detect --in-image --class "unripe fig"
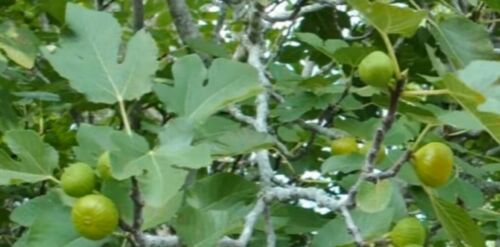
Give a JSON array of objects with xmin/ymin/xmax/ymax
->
[
  {"xmin": 71, "ymin": 194, "xmax": 119, "ymax": 240},
  {"xmin": 358, "ymin": 51, "xmax": 394, "ymax": 87},
  {"xmin": 331, "ymin": 136, "xmax": 358, "ymax": 155},
  {"xmin": 96, "ymin": 152, "xmax": 112, "ymax": 180},
  {"xmin": 61, "ymin": 163, "xmax": 95, "ymax": 197},
  {"xmin": 389, "ymin": 217, "xmax": 426, "ymax": 247},
  {"xmin": 412, "ymin": 142, "xmax": 453, "ymax": 187}
]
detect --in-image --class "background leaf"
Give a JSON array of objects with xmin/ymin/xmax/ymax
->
[{"xmin": 0, "ymin": 21, "xmax": 39, "ymax": 68}]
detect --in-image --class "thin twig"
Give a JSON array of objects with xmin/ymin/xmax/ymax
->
[
  {"xmin": 347, "ymin": 78, "xmax": 406, "ymax": 201},
  {"xmin": 228, "ymin": 106, "xmax": 256, "ymax": 126},
  {"xmin": 340, "ymin": 206, "xmax": 364, "ymax": 246}
]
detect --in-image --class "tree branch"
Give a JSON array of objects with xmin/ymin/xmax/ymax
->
[
  {"xmin": 142, "ymin": 234, "xmax": 180, "ymax": 247},
  {"xmin": 165, "ymin": 0, "xmax": 201, "ymax": 43},
  {"xmin": 219, "ymin": 199, "xmax": 266, "ymax": 247},
  {"xmin": 132, "ymin": 0, "xmax": 145, "ymax": 31},
  {"xmin": 296, "ymin": 120, "xmax": 345, "ymax": 139},
  {"xmin": 227, "ymin": 105, "xmax": 256, "ymax": 126},
  {"xmin": 263, "ymin": 205, "xmax": 276, "ymax": 247},
  {"xmin": 264, "ymin": 1, "xmax": 338, "ymax": 22},
  {"xmin": 263, "ymin": 186, "xmax": 346, "ymax": 211},
  {"xmin": 347, "ymin": 78, "xmax": 406, "ymax": 201}
]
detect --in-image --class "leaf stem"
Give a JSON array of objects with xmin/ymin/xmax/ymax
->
[
  {"xmin": 49, "ymin": 176, "xmax": 60, "ymax": 184},
  {"xmin": 118, "ymin": 98, "xmax": 132, "ymax": 136},
  {"xmin": 379, "ymin": 31, "xmax": 402, "ymax": 80},
  {"xmin": 412, "ymin": 124, "xmax": 434, "ymax": 150},
  {"xmin": 402, "ymin": 89, "xmax": 450, "ymax": 97}
]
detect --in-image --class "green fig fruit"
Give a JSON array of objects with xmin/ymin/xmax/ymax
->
[
  {"xmin": 358, "ymin": 51, "xmax": 394, "ymax": 87},
  {"xmin": 389, "ymin": 217, "xmax": 426, "ymax": 247},
  {"xmin": 71, "ymin": 194, "xmax": 119, "ymax": 240},
  {"xmin": 331, "ymin": 136, "xmax": 359, "ymax": 155},
  {"xmin": 413, "ymin": 142, "xmax": 453, "ymax": 187},
  {"xmin": 61, "ymin": 163, "xmax": 95, "ymax": 197}
]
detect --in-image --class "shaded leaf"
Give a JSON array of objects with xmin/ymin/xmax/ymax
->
[
  {"xmin": 0, "ymin": 21, "xmax": 39, "ymax": 68},
  {"xmin": 0, "ymin": 130, "xmax": 58, "ymax": 185},
  {"xmin": 186, "ymin": 173, "xmax": 258, "ymax": 210},
  {"xmin": 175, "ymin": 205, "xmax": 251, "ymax": 247},
  {"xmin": 430, "ymin": 193, "xmax": 485, "ymax": 247},
  {"xmin": 321, "ymin": 153, "xmax": 365, "ymax": 174},
  {"xmin": 429, "ymin": 17, "xmax": 496, "ymax": 68},
  {"xmin": 312, "ymin": 208, "xmax": 394, "ymax": 246}
]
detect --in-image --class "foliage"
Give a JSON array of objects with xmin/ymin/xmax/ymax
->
[{"xmin": 0, "ymin": 0, "xmax": 499, "ymax": 246}]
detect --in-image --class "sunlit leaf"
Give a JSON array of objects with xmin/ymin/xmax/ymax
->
[{"xmin": 43, "ymin": 3, "xmax": 158, "ymax": 104}]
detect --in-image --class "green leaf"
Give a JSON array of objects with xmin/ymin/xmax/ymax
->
[
  {"xmin": 356, "ymin": 180, "xmax": 393, "ymax": 213},
  {"xmin": 186, "ymin": 173, "xmax": 258, "ymax": 210},
  {"xmin": 186, "ymin": 37, "xmax": 229, "ymax": 58},
  {"xmin": 13, "ymin": 91, "xmax": 61, "ymax": 102},
  {"xmin": 333, "ymin": 45, "xmax": 376, "ymax": 66},
  {"xmin": 268, "ymin": 204, "xmax": 329, "ymax": 234},
  {"xmin": 296, "ymin": 33, "xmax": 348, "ymax": 59},
  {"xmin": 25, "ymin": 208, "xmax": 103, "ymax": 247},
  {"xmin": 296, "ymin": 32, "xmax": 374, "ymax": 66},
  {"xmin": 443, "ymin": 73, "xmax": 500, "ymax": 144},
  {"xmin": 11, "ymin": 191, "xmax": 62, "ymax": 226},
  {"xmin": 43, "ymin": 3, "xmax": 158, "ymax": 104},
  {"xmin": 142, "ymin": 193, "xmax": 183, "ymax": 230},
  {"xmin": 12, "ymin": 191, "xmax": 104, "ymax": 247},
  {"xmin": 429, "ymin": 17, "xmax": 496, "ymax": 68},
  {"xmin": 174, "ymin": 205, "xmax": 251, "ymax": 247},
  {"xmin": 0, "ymin": 21, "xmax": 39, "ymax": 68},
  {"xmin": 205, "ymin": 128, "xmax": 275, "ymax": 156},
  {"xmin": 434, "ymin": 110, "xmax": 483, "ymax": 131},
  {"xmin": 0, "ymin": 53, "xmax": 7, "ymax": 72},
  {"xmin": 483, "ymin": 0, "xmax": 500, "ymax": 10},
  {"xmin": 118, "ymin": 118, "xmax": 211, "ymax": 206},
  {"xmin": 456, "ymin": 60, "xmax": 500, "ymax": 115},
  {"xmin": 321, "ymin": 153, "xmax": 364, "ymax": 174},
  {"xmin": 429, "ymin": 193, "xmax": 486, "ymax": 247},
  {"xmin": 347, "ymin": 0, "xmax": 426, "ymax": 37},
  {"xmin": 0, "ymin": 130, "xmax": 58, "ymax": 185},
  {"xmin": 74, "ymin": 124, "xmax": 149, "ymax": 173},
  {"xmin": 312, "ymin": 208, "xmax": 394, "ymax": 246},
  {"xmin": 40, "ymin": 0, "xmax": 66, "ymax": 23},
  {"xmin": 154, "ymin": 54, "xmax": 262, "ymax": 124},
  {"xmin": 101, "ymin": 179, "xmax": 183, "ymax": 230},
  {"xmin": 0, "ymin": 89, "xmax": 20, "ymax": 131}
]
